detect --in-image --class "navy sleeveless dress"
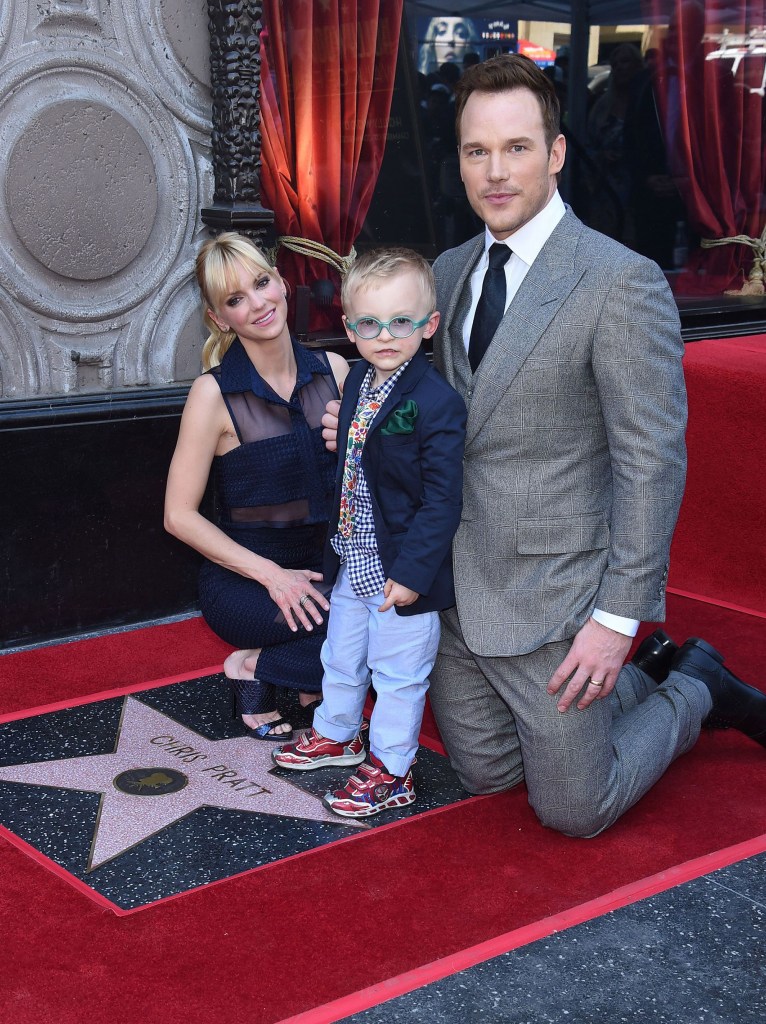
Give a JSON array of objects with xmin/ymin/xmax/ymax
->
[{"xmin": 198, "ymin": 337, "xmax": 339, "ymax": 692}]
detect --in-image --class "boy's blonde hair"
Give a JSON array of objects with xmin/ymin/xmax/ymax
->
[
  {"xmin": 195, "ymin": 232, "xmax": 278, "ymax": 370},
  {"xmin": 341, "ymin": 247, "xmax": 436, "ymax": 313}
]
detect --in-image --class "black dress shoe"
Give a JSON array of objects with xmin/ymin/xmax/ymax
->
[
  {"xmin": 630, "ymin": 629, "xmax": 678, "ymax": 684},
  {"xmin": 672, "ymin": 638, "xmax": 766, "ymax": 747}
]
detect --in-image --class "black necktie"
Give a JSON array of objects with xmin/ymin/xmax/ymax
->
[{"xmin": 468, "ymin": 243, "xmax": 511, "ymax": 373}]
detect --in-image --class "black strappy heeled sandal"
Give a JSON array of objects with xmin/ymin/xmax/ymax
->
[{"xmin": 231, "ymin": 678, "xmax": 293, "ymax": 741}]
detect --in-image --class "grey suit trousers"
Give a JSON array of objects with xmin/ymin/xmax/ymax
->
[{"xmin": 430, "ymin": 606, "xmax": 713, "ymax": 837}]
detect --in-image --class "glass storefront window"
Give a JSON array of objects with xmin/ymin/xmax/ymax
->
[{"xmin": 362, "ymin": 1, "xmax": 766, "ymax": 333}]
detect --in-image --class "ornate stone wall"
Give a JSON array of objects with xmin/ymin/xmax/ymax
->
[{"xmin": 0, "ymin": 0, "xmax": 213, "ymax": 398}]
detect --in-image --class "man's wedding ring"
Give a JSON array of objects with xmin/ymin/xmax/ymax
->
[
  {"xmin": 590, "ymin": 678, "xmax": 604, "ymax": 688},
  {"xmin": 299, "ymin": 594, "xmax": 309, "ymax": 607}
]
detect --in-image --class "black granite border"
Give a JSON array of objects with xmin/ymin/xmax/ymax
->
[{"xmin": 0, "ymin": 675, "xmax": 468, "ymax": 911}]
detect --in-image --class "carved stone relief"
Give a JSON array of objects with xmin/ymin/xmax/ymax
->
[
  {"xmin": 27, "ymin": 0, "xmax": 109, "ymax": 38},
  {"xmin": 0, "ymin": 0, "xmax": 213, "ymax": 399},
  {"xmin": 0, "ymin": 5, "xmax": 13, "ymax": 66},
  {"xmin": 0, "ymin": 293, "xmax": 37, "ymax": 399},
  {"xmin": 121, "ymin": 0, "xmax": 211, "ymax": 131},
  {"xmin": 8, "ymin": 98, "xmax": 158, "ymax": 281}
]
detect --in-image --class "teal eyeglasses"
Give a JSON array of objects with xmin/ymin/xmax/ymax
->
[{"xmin": 344, "ymin": 313, "xmax": 434, "ymax": 340}]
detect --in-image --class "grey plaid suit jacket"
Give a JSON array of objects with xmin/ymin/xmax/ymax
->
[{"xmin": 432, "ymin": 208, "xmax": 688, "ymax": 657}]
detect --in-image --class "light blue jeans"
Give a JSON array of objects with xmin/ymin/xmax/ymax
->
[{"xmin": 313, "ymin": 564, "xmax": 441, "ymax": 777}]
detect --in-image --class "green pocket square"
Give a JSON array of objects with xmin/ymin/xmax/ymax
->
[{"xmin": 381, "ymin": 400, "xmax": 418, "ymax": 436}]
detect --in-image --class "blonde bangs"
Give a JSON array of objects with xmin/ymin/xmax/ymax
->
[
  {"xmin": 194, "ymin": 233, "xmax": 278, "ymax": 371},
  {"xmin": 196, "ymin": 233, "xmax": 274, "ymax": 312},
  {"xmin": 341, "ymin": 247, "xmax": 436, "ymax": 312}
]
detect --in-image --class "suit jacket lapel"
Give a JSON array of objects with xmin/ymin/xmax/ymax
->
[
  {"xmin": 340, "ymin": 350, "xmax": 430, "ymax": 446},
  {"xmin": 438, "ymin": 237, "xmax": 484, "ymax": 396},
  {"xmin": 366, "ymin": 348, "xmax": 430, "ymax": 439},
  {"xmin": 465, "ymin": 210, "xmax": 585, "ymax": 445},
  {"xmin": 338, "ymin": 359, "xmax": 367, "ymax": 440}
]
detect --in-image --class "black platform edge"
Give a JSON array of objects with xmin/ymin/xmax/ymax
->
[
  {"xmin": 0, "ymin": 611, "xmax": 204, "ymax": 655},
  {"xmin": 0, "ymin": 384, "xmax": 192, "ymax": 430},
  {"xmin": 677, "ymin": 300, "xmax": 766, "ymax": 342}
]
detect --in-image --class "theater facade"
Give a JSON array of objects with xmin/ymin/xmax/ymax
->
[{"xmin": 1, "ymin": 0, "xmax": 764, "ymax": 646}]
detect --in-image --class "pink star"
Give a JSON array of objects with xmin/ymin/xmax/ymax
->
[{"xmin": 0, "ymin": 697, "xmax": 365, "ymax": 870}]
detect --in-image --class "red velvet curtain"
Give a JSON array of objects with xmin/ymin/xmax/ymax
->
[
  {"xmin": 260, "ymin": 0, "xmax": 403, "ymax": 329},
  {"xmin": 652, "ymin": 0, "xmax": 766, "ymax": 294}
]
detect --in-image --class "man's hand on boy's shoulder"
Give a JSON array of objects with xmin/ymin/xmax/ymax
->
[
  {"xmin": 378, "ymin": 579, "xmax": 419, "ymax": 612},
  {"xmin": 322, "ymin": 398, "xmax": 341, "ymax": 452}
]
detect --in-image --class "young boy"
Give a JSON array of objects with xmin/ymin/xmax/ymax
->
[{"xmin": 273, "ymin": 248, "xmax": 466, "ymax": 818}]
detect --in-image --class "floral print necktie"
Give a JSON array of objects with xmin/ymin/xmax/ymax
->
[{"xmin": 337, "ymin": 394, "xmax": 381, "ymax": 539}]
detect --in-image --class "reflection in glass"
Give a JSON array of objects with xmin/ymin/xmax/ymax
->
[{"xmin": 418, "ymin": 16, "xmax": 480, "ymax": 74}]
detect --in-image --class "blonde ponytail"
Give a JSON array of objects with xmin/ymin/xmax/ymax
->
[{"xmin": 201, "ymin": 309, "xmax": 236, "ymax": 370}]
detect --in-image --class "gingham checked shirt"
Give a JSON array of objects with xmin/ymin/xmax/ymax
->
[{"xmin": 330, "ymin": 361, "xmax": 411, "ymax": 597}]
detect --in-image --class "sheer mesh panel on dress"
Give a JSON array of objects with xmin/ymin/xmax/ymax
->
[{"xmin": 220, "ymin": 362, "xmax": 337, "ymax": 527}]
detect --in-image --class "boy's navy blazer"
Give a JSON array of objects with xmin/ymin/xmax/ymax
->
[{"xmin": 324, "ymin": 347, "xmax": 466, "ymax": 615}]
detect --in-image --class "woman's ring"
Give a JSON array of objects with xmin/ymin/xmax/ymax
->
[
  {"xmin": 299, "ymin": 595, "xmax": 310, "ymax": 607},
  {"xmin": 590, "ymin": 678, "xmax": 604, "ymax": 688}
]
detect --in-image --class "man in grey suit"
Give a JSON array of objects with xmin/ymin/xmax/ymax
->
[
  {"xmin": 424, "ymin": 54, "xmax": 766, "ymax": 837},
  {"xmin": 323, "ymin": 54, "xmax": 766, "ymax": 837}
]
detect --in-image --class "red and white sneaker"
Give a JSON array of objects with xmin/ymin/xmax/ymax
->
[
  {"xmin": 322, "ymin": 755, "xmax": 416, "ymax": 818},
  {"xmin": 272, "ymin": 727, "xmax": 365, "ymax": 771}
]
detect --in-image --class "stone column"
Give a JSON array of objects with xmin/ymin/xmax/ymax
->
[{"xmin": 202, "ymin": 0, "xmax": 274, "ymax": 239}]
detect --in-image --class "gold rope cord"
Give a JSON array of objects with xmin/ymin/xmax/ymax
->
[
  {"xmin": 268, "ymin": 236, "xmax": 358, "ymax": 276},
  {"xmin": 701, "ymin": 224, "xmax": 766, "ymax": 295}
]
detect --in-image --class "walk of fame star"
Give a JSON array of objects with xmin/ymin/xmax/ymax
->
[{"xmin": 0, "ymin": 696, "xmax": 366, "ymax": 871}]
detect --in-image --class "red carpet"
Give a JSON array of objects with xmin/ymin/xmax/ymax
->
[
  {"xmin": 671, "ymin": 335, "xmax": 766, "ymax": 615},
  {"xmin": 2, "ymin": 599, "xmax": 765, "ymax": 1024},
  {"xmin": 0, "ymin": 617, "xmax": 233, "ymax": 718}
]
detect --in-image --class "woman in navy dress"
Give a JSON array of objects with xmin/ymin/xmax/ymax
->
[{"xmin": 165, "ymin": 233, "xmax": 349, "ymax": 739}]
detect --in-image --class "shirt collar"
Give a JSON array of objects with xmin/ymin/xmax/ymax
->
[
  {"xmin": 483, "ymin": 190, "xmax": 566, "ymax": 268},
  {"xmin": 216, "ymin": 336, "xmax": 331, "ymax": 398},
  {"xmin": 360, "ymin": 358, "xmax": 411, "ymax": 398}
]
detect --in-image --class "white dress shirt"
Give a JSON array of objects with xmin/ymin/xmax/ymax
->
[
  {"xmin": 462, "ymin": 190, "xmax": 566, "ymax": 351},
  {"xmin": 462, "ymin": 190, "xmax": 638, "ymax": 639}
]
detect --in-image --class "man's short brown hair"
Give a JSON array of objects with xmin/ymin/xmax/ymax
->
[{"xmin": 454, "ymin": 54, "xmax": 561, "ymax": 151}]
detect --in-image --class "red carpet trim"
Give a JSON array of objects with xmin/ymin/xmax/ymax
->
[{"xmin": 667, "ymin": 586, "xmax": 766, "ymax": 621}]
